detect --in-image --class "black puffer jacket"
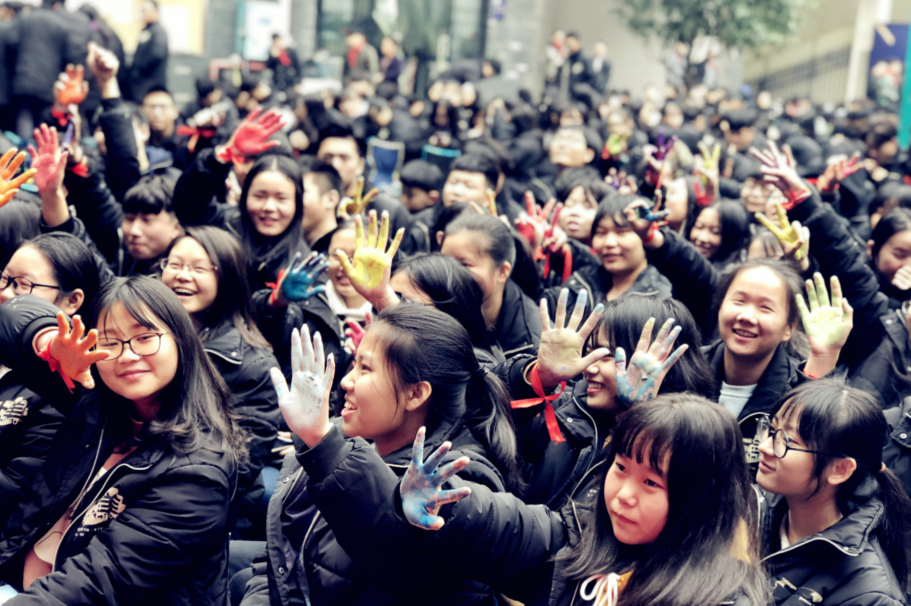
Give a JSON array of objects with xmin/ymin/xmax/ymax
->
[
  {"xmin": 279, "ymin": 424, "xmax": 755, "ymax": 606},
  {"xmin": 200, "ymin": 321, "xmax": 280, "ymax": 535},
  {"xmin": 758, "ymin": 483, "xmax": 906, "ymax": 606},
  {"xmin": 883, "ymin": 396, "xmax": 911, "ymax": 497},
  {"xmin": 0, "ymin": 377, "xmax": 62, "ymax": 529},
  {"xmin": 10, "ymin": 8, "xmax": 87, "ymax": 102},
  {"xmin": 0, "ymin": 295, "xmax": 237, "ymax": 605},
  {"xmin": 240, "ymin": 421, "xmax": 506, "ymax": 606},
  {"xmin": 128, "ymin": 22, "xmax": 168, "ymax": 103},
  {"xmin": 497, "ymin": 279, "xmax": 543, "ymax": 358}
]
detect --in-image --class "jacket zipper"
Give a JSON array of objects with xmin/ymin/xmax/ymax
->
[
  {"xmin": 760, "ymin": 535, "xmax": 860, "ymax": 563},
  {"xmin": 52, "ymin": 459, "xmax": 154, "ymax": 571}
]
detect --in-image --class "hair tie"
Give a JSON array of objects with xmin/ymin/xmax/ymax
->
[{"xmin": 473, "ymin": 366, "xmax": 489, "ymax": 380}]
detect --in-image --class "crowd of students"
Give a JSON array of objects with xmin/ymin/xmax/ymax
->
[{"xmin": 0, "ymin": 26, "xmax": 910, "ymax": 606}]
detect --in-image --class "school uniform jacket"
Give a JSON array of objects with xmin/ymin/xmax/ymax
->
[{"xmin": 0, "ymin": 295, "xmax": 237, "ymax": 605}]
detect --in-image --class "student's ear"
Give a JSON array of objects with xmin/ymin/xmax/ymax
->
[
  {"xmin": 495, "ymin": 173, "xmax": 505, "ymax": 195},
  {"xmin": 167, "ymin": 214, "xmax": 182, "ymax": 240},
  {"xmin": 324, "ymin": 189, "xmax": 341, "ymax": 211},
  {"xmin": 866, "ymin": 239, "xmax": 875, "ymax": 260},
  {"xmin": 826, "ymin": 457, "xmax": 858, "ymax": 487},
  {"xmin": 57, "ymin": 289, "xmax": 85, "ymax": 317},
  {"xmin": 436, "ymin": 231, "xmax": 445, "ymax": 246},
  {"xmin": 403, "ymin": 381, "xmax": 432, "ymax": 412},
  {"xmin": 429, "ymin": 190, "xmax": 440, "ymax": 203},
  {"xmin": 356, "ymin": 157, "xmax": 366, "ymax": 178},
  {"xmin": 781, "ymin": 322, "xmax": 793, "ymax": 343},
  {"xmin": 583, "ymin": 147, "xmax": 596, "ymax": 164},
  {"xmin": 496, "ymin": 261, "xmax": 512, "ymax": 285}
]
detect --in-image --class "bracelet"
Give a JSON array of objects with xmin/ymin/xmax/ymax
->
[{"xmin": 511, "ymin": 362, "xmax": 566, "ymax": 443}]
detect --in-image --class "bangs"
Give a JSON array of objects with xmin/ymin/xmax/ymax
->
[
  {"xmin": 97, "ymin": 284, "xmax": 162, "ymax": 335},
  {"xmin": 615, "ymin": 414, "xmax": 674, "ymax": 479}
]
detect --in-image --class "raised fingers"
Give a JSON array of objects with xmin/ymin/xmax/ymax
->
[
  {"xmin": 567, "ymin": 290, "xmax": 588, "ymax": 332},
  {"xmin": 410, "ymin": 426, "xmax": 427, "ymax": 469},
  {"xmin": 554, "ymin": 289, "xmax": 569, "ymax": 330},
  {"xmin": 539, "ymin": 298, "xmax": 553, "ymax": 332},
  {"xmin": 635, "ymin": 317, "xmax": 656, "ymax": 354},
  {"xmin": 813, "ymin": 272, "xmax": 830, "ymax": 308}
]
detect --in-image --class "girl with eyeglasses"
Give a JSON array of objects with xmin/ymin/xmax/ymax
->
[
  {"xmin": 755, "ymin": 379, "xmax": 911, "ymax": 605},
  {"xmin": 158, "ymin": 225, "xmax": 284, "ymax": 538},
  {"xmin": 0, "ymin": 232, "xmax": 108, "ymax": 530},
  {"xmin": 0, "ymin": 276, "xmax": 246, "ymax": 604}
]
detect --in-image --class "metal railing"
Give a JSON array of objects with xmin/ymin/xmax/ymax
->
[{"xmin": 747, "ymin": 46, "xmax": 851, "ymax": 103}]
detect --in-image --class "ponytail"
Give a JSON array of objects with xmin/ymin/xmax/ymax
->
[
  {"xmin": 466, "ymin": 366, "xmax": 524, "ymax": 492},
  {"xmin": 372, "ymin": 303, "xmax": 523, "ymax": 491},
  {"xmin": 875, "ymin": 465, "xmax": 911, "ymax": 592}
]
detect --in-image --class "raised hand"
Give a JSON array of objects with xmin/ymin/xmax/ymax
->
[
  {"xmin": 615, "ymin": 318, "xmax": 688, "ymax": 407},
  {"xmin": 338, "ymin": 176, "xmax": 378, "ymax": 219},
  {"xmin": 401, "ymin": 427, "xmax": 472, "ymax": 531},
  {"xmin": 754, "ymin": 201, "xmax": 808, "ymax": 264},
  {"xmin": 269, "ymin": 326, "xmax": 335, "ymax": 448},
  {"xmin": 750, "ymin": 141, "xmax": 810, "ymax": 208},
  {"xmin": 655, "ymin": 131, "xmax": 677, "ymax": 161},
  {"xmin": 0, "ymin": 149, "xmax": 37, "ymax": 207},
  {"xmin": 694, "ymin": 141, "xmax": 721, "ymax": 201},
  {"xmin": 336, "ymin": 210, "xmax": 405, "ymax": 300},
  {"xmin": 28, "ymin": 125, "xmax": 68, "ymax": 196},
  {"xmin": 537, "ymin": 289, "xmax": 610, "ymax": 390},
  {"xmin": 272, "ymin": 252, "xmax": 328, "ymax": 305},
  {"xmin": 797, "ymin": 273, "xmax": 853, "ymax": 359},
  {"xmin": 816, "ymin": 152, "xmax": 861, "ymax": 194},
  {"xmin": 221, "ymin": 109, "xmax": 282, "ymax": 161},
  {"xmin": 623, "ymin": 196, "xmax": 667, "ymax": 248},
  {"xmin": 54, "ymin": 64, "xmax": 88, "ymax": 107},
  {"xmin": 46, "ymin": 313, "xmax": 110, "ymax": 390}
]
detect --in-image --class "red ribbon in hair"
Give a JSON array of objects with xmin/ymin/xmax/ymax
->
[{"xmin": 177, "ymin": 125, "xmax": 217, "ymax": 154}]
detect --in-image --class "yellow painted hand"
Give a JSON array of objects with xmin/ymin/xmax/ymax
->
[
  {"xmin": 336, "ymin": 210, "xmax": 404, "ymax": 297},
  {"xmin": 338, "ymin": 176, "xmax": 378, "ymax": 218},
  {"xmin": 755, "ymin": 202, "xmax": 805, "ymax": 262},
  {"xmin": 797, "ymin": 274, "xmax": 852, "ymax": 352}
]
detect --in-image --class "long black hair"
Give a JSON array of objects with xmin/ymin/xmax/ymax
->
[
  {"xmin": 91, "ymin": 276, "xmax": 248, "ymax": 466},
  {"xmin": 691, "ymin": 199, "xmax": 750, "ymax": 268},
  {"xmin": 238, "ymin": 155, "xmax": 307, "ymax": 284},
  {"xmin": 773, "ymin": 379, "xmax": 911, "ymax": 592},
  {"xmin": 561, "ymin": 395, "xmax": 768, "ymax": 606},
  {"xmin": 392, "ymin": 253, "xmax": 498, "ymax": 353},
  {"xmin": 870, "ymin": 207, "xmax": 911, "ymax": 301},
  {"xmin": 0, "ymin": 200, "xmax": 40, "ymax": 270},
  {"xmin": 587, "ymin": 296, "xmax": 715, "ymax": 402},
  {"xmin": 168, "ymin": 226, "xmax": 271, "ymax": 350},
  {"xmin": 26, "ymin": 232, "xmax": 104, "ymax": 316},
  {"xmin": 371, "ymin": 303, "xmax": 522, "ymax": 491}
]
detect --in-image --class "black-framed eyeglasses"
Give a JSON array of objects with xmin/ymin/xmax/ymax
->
[
  {"xmin": 94, "ymin": 332, "xmax": 170, "ymax": 362},
  {"xmin": 756, "ymin": 415, "xmax": 839, "ymax": 459},
  {"xmin": 0, "ymin": 274, "xmax": 61, "ymax": 296}
]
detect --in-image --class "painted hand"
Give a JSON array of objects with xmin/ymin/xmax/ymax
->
[
  {"xmin": 893, "ymin": 265, "xmax": 911, "ymax": 291},
  {"xmin": 336, "ymin": 210, "xmax": 404, "ymax": 299},
  {"xmin": 344, "ymin": 310, "xmax": 372, "ymax": 355},
  {"xmin": 0, "ymin": 149, "xmax": 37, "ymax": 207},
  {"xmin": 49, "ymin": 313, "xmax": 110, "ymax": 390},
  {"xmin": 797, "ymin": 273, "xmax": 853, "ymax": 356},
  {"xmin": 750, "ymin": 141, "xmax": 810, "ymax": 207},
  {"xmin": 615, "ymin": 318, "xmax": 688, "ymax": 407},
  {"xmin": 401, "ymin": 427, "xmax": 472, "ymax": 531},
  {"xmin": 338, "ymin": 176, "xmax": 378, "ymax": 218},
  {"xmin": 755, "ymin": 201, "xmax": 807, "ymax": 262},
  {"xmin": 536, "ymin": 289, "xmax": 609, "ymax": 390},
  {"xmin": 277, "ymin": 252, "xmax": 329, "ymax": 303},
  {"xmin": 623, "ymin": 196, "xmax": 668, "ymax": 242},
  {"xmin": 54, "ymin": 64, "xmax": 88, "ymax": 107},
  {"xmin": 227, "ymin": 109, "xmax": 282, "ymax": 159},
  {"xmin": 269, "ymin": 326, "xmax": 335, "ymax": 447}
]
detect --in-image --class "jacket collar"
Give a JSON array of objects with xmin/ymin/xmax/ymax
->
[
  {"xmin": 575, "ymin": 263, "xmax": 670, "ymax": 302},
  {"xmin": 706, "ymin": 341, "xmax": 797, "ymax": 420},
  {"xmin": 200, "ymin": 322, "xmax": 244, "ymax": 365}
]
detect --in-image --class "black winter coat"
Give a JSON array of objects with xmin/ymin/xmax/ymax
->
[
  {"xmin": 0, "ymin": 295, "xmax": 237, "ymax": 605},
  {"xmin": 129, "ymin": 22, "xmax": 168, "ymax": 103},
  {"xmin": 10, "ymin": 8, "xmax": 88, "ymax": 102},
  {"xmin": 497, "ymin": 279, "xmax": 542, "ymax": 358},
  {"xmin": 274, "ymin": 424, "xmax": 754, "ymax": 606},
  {"xmin": 0, "ymin": 377, "xmax": 62, "ymax": 529},
  {"xmin": 200, "ymin": 321, "xmax": 280, "ymax": 535},
  {"xmin": 883, "ymin": 395, "xmax": 911, "ymax": 498},
  {"xmin": 240, "ymin": 422, "xmax": 506, "ymax": 606},
  {"xmin": 758, "ymin": 484, "xmax": 906, "ymax": 606}
]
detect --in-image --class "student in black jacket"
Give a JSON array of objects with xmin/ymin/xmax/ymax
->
[
  {"xmin": 273, "ymin": 386, "xmax": 769, "ymax": 606},
  {"xmin": 0, "ymin": 276, "xmax": 245, "ymax": 604},
  {"xmin": 440, "ymin": 213, "xmax": 542, "ymax": 357},
  {"xmin": 0, "ymin": 232, "xmax": 106, "ymax": 529},
  {"xmin": 243, "ymin": 304, "xmax": 521, "ymax": 605},
  {"xmin": 756, "ymin": 380, "xmax": 911, "ymax": 605},
  {"xmin": 128, "ymin": 1, "xmax": 168, "ymax": 103},
  {"xmin": 158, "ymin": 226, "xmax": 282, "ymax": 537}
]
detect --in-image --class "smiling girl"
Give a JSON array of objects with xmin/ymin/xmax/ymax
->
[
  {"xmin": 0, "ymin": 276, "xmax": 245, "ymax": 604},
  {"xmin": 241, "ymin": 304, "xmax": 520, "ymax": 605},
  {"xmin": 756, "ymin": 380, "xmax": 911, "ymax": 605},
  {"xmin": 274, "ymin": 377, "xmax": 769, "ymax": 606}
]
